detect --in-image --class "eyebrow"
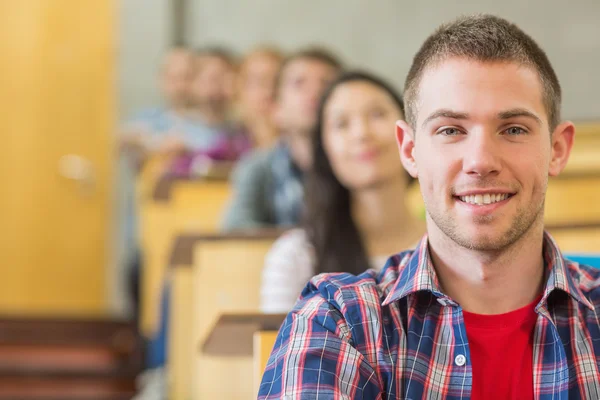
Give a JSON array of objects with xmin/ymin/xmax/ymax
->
[
  {"xmin": 421, "ymin": 107, "xmax": 543, "ymax": 129},
  {"xmin": 421, "ymin": 109, "xmax": 469, "ymax": 129},
  {"xmin": 497, "ymin": 108, "xmax": 542, "ymax": 125}
]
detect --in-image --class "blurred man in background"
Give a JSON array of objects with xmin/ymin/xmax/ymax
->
[
  {"xmin": 221, "ymin": 48, "xmax": 343, "ymax": 231},
  {"xmin": 121, "ymin": 47, "xmax": 195, "ymax": 161},
  {"xmin": 235, "ymin": 47, "xmax": 284, "ymax": 149}
]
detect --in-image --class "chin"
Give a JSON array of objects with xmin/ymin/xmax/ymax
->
[{"xmin": 451, "ymin": 226, "xmax": 521, "ymax": 252}]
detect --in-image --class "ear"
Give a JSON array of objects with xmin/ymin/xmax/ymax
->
[
  {"xmin": 396, "ymin": 120, "xmax": 418, "ymax": 178},
  {"xmin": 548, "ymin": 121, "xmax": 575, "ymax": 177}
]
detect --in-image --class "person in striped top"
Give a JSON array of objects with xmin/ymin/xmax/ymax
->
[{"xmin": 258, "ymin": 14, "xmax": 600, "ymax": 400}]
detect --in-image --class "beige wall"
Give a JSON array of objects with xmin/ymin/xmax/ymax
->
[
  {"xmin": 118, "ymin": 0, "xmax": 172, "ymax": 120},
  {"xmin": 119, "ymin": 0, "xmax": 600, "ymax": 121}
]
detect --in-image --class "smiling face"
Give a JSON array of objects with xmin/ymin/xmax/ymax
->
[
  {"xmin": 190, "ymin": 55, "xmax": 235, "ymax": 110},
  {"xmin": 323, "ymin": 80, "xmax": 404, "ymax": 191},
  {"xmin": 396, "ymin": 57, "xmax": 574, "ymax": 252}
]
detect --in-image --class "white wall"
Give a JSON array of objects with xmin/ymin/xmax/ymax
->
[
  {"xmin": 183, "ymin": 0, "xmax": 600, "ymax": 120},
  {"xmin": 118, "ymin": 0, "xmax": 172, "ymax": 120}
]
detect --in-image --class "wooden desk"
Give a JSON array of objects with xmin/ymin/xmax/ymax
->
[
  {"xmin": 138, "ymin": 175, "xmax": 230, "ymax": 336},
  {"xmin": 167, "ymin": 231, "xmax": 283, "ymax": 400}
]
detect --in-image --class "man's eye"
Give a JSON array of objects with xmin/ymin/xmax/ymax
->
[
  {"xmin": 439, "ymin": 127, "xmax": 461, "ymax": 136},
  {"xmin": 504, "ymin": 126, "xmax": 527, "ymax": 135}
]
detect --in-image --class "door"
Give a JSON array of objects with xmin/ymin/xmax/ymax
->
[{"xmin": 0, "ymin": 2, "xmax": 115, "ymax": 315}]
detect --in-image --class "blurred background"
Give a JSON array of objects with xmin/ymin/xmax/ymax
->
[{"xmin": 0, "ymin": 1, "xmax": 598, "ymax": 399}]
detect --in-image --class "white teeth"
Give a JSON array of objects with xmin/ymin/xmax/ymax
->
[{"xmin": 459, "ymin": 193, "xmax": 509, "ymax": 205}]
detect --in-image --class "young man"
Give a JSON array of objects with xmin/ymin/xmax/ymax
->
[
  {"xmin": 158, "ymin": 47, "xmax": 243, "ymax": 156},
  {"xmin": 221, "ymin": 48, "xmax": 342, "ymax": 230},
  {"xmin": 258, "ymin": 15, "xmax": 600, "ymax": 400},
  {"xmin": 121, "ymin": 47, "xmax": 195, "ymax": 153}
]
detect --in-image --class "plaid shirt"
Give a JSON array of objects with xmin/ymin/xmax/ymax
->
[{"xmin": 258, "ymin": 232, "xmax": 600, "ymax": 399}]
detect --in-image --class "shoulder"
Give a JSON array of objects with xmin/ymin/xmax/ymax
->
[
  {"xmin": 265, "ymin": 229, "xmax": 312, "ymax": 263},
  {"xmin": 295, "ymin": 250, "xmax": 414, "ymax": 330},
  {"xmin": 261, "ymin": 230, "xmax": 315, "ymax": 313},
  {"xmin": 230, "ymin": 148, "xmax": 274, "ymax": 183},
  {"xmin": 264, "ymin": 229, "xmax": 314, "ymax": 274},
  {"xmin": 236, "ymin": 148, "xmax": 273, "ymax": 172},
  {"xmin": 567, "ymin": 259, "xmax": 600, "ymax": 305}
]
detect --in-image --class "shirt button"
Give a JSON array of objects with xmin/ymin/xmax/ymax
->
[{"xmin": 455, "ymin": 354, "xmax": 466, "ymax": 366}]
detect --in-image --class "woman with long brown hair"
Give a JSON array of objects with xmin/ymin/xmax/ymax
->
[{"xmin": 261, "ymin": 71, "xmax": 425, "ymax": 313}]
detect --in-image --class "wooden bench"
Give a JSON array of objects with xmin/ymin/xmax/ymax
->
[
  {"xmin": 137, "ymin": 172, "xmax": 230, "ymax": 337},
  {"xmin": 548, "ymin": 224, "xmax": 600, "ymax": 254},
  {"xmin": 167, "ymin": 231, "xmax": 282, "ymax": 400},
  {"xmin": 253, "ymin": 330, "xmax": 279, "ymax": 395},
  {"xmin": 564, "ymin": 122, "xmax": 600, "ymax": 175}
]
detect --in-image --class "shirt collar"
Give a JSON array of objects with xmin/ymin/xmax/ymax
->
[
  {"xmin": 382, "ymin": 232, "xmax": 593, "ymax": 311},
  {"xmin": 539, "ymin": 231, "xmax": 594, "ymax": 311},
  {"xmin": 382, "ymin": 234, "xmax": 453, "ymax": 307}
]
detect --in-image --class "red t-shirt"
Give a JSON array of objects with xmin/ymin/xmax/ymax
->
[{"xmin": 463, "ymin": 296, "xmax": 541, "ymax": 400}]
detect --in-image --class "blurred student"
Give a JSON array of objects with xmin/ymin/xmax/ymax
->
[
  {"xmin": 120, "ymin": 47, "xmax": 195, "ymax": 165},
  {"xmin": 221, "ymin": 48, "xmax": 342, "ymax": 231},
  {"xmin": 261, "ymin": 71, "xmax": 425, "ymax": 313},
  {"xmin": 165, "ymin": 47, "xmax": 252, "ymax": 178},
  {"xmin": 235, "ymin": 47, "xmax": 284, "ymax": 149}
]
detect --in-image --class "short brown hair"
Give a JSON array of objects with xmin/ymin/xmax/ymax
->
[
  {"xmin": 276, "ymin": 47, "xmax": 343, "ymax": 94},
  {"xmin": 404, "ymin": 14, "xmax": 561, "ymax": 130},
  {"xmin": 195, "ymin": 46, "xmax": 237, "ymax": 68}
]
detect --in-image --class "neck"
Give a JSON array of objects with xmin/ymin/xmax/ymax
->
[
  {"xmin": 351, "ymin": 176, "xmax": 425, "ymax": 258},
  {"xmin": 244, "ymin": 115, "xmax": 278, "ymax": 149},
  {"xmin": 427, "ymin": 216, "xmax": 546, "ymax": 314}
]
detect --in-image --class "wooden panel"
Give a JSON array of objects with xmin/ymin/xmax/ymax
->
[
  {"xmin": 168, "ymin": 267, "xmax": 193, "ymax": 400},
  {"xmin": 138, "ymin": 179, "xmax": 230, "ymax": 336},
  {"xmin": 0, "ymin": 0, "xmax": 114, "ymax": 315},
  {"xmin": 191, "ymin": 238, "xmax": 278, "ymax": 400},
  {"xmin": 253, "ymin": 331, "xmax": 278, "ymax": 396},
  {"xmin": 138, "ymin": 200, "xmax": 171, "ymax": 336},
  {"xmin": 168, "ymin": 232, "xmax": 283, "ymax": 400},
  {"xmin": 548, "ymin": 226, "xmax": 600, "ymax": 254},
  {"xmin": 171, "ymin": 180, "xmax": 231, "ymax": 232},
  {"xmin": 545, "ymin": 176, "xmax": 600, "ymax": 226},
  {"xmin": 564, "ymin": 122, "xmax": 600, "ymax": 175}
]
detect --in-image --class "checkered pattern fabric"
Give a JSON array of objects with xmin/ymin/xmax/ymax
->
[{"xmin": 258, "ymin": 232, "xmax": 600, "ymax": 399}]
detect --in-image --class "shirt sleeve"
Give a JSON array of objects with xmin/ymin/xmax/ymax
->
[
  {"xmin": 258, "ymin": 289, "xmax": 384, "ymax": 399},
  {"xmin": 260, "ymin": 230, "xmax": 315, "ymax": 314},
  {"xmin": 220, "ymin": 151, "xmax": 272, "ymax": 231}
]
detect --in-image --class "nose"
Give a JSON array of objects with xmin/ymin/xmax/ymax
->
[
  {"xmin": 349, "ymin": 116, "xmax": 370, "ymax": 141},
  {"xmin": 463, "ymin": 132, "xmax": 502, "ymax": 177}
]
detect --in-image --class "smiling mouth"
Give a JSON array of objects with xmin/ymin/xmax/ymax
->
[{"xmin": 455, "ymin": 193, "xmax": 515, "ymax": 206}]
